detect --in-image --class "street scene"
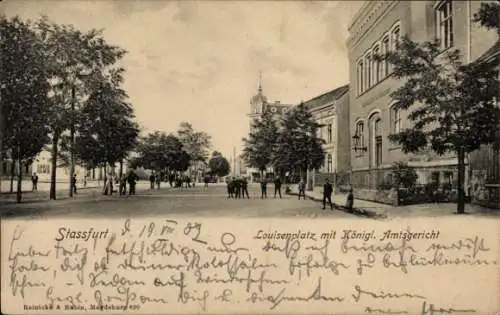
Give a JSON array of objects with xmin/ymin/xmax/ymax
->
[{"xmin": 0, "ymin": 1, "xmax": 499, "ymax": 220}]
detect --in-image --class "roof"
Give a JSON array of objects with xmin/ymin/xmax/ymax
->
[
  {"xmin": 475, "ymin": 39, "xmax": 500, "ymax": 65},
  {"xmin": 302, "ymin": 84, "xmax": 349, "ymax": 110}
]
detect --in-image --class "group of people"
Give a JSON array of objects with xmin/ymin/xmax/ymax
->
[
  {"xmin": 226, "ymin": 177, "xmax": 250, "ymax": 199},
  {"xmin": 149, "ymin": 172, "xmax": 197, "ymax": 189},
  {"xmin": 103, "ymin": 170, "xmax": 139, "ymax": 196}
]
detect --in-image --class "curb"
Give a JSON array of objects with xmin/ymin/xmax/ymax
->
[{"xmin": 287, "ymin": 192, "xmax": 387, "ymax": 219}]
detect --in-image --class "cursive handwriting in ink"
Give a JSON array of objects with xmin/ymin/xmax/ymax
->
[
  {"xmin": 425, "ymin": 237, "xmax": 489, "ymax": 259},
  {"xmin": 46, "ymin": 286, "xmax": 83, "ymax": 307},
  {"xmin": 89, "ymin": 271, "xmax": 146, "ymax": 288},
  {"xmin": 207, "ymin": 232, "xmax": 249, "ymax": 253},
  {"xmin": 214, "ymin": 289, "xmax": 233, "ymax": 302},
  {"xmin": 421, "ymin": 301, "xmax": 476, "ymax": 315},
  {"xmin": 352, "ymin": 285, "xmax": 426, "ymax": 302},
  {"xmin": 55, "ymin": 243, "xmax": 88, "ymax": 285},
  {"xmin": 176, "ymin": 272, "xmax": 210, "ymax": 311},
  {"xmin": 184, "ymin": 222, "xmax": 207, "ymax": 244},
  {"xmin": 365, "ymin": 307, "xmax": 408, "ymax": 314},
  {"xmin": 248, "ymin": 277, "xmax": 344, "ymax": 310}
]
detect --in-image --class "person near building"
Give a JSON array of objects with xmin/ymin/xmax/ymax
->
[
  {"xmin": 149, "ymin": 172, "xmax": 155, "ymax": 189},
  {"xmin": 156, "ymin": 173, "xmax": 161, "ymax": 189},
  {"xmin": 204, "ymin": 175, "xmax": 210, "ymax": 189},
  {"xmin": 127, "ymin": 170, "xmax": 139, "ymax": 195},
  {"xmin": 345, "ymin": 187, "xmax": 354, "ymax": 212},
  {"xmin": 260, "ymin": 177, "xmax": 268, "ymax": 199},
  {"xmin": 274, "ymin": 176, "xmax": 282, "ymax": 199},
  {"xmin": 31, "ymin": 173, "xmax": 38, "ymax": 191},
  {"xmin": 72, "ymin": 174, "xmax": 78, "ymax": 195},
  {"xmin": 242, "ymin": 177, "xmax": 250, "ymax": 199},
  {"xmin": 322, "ymin": 178, "xmax": 334, "ymax": 210},
  {"xmin": 298, "ymin": 179, "xmax": 306, "ymax": 200},
  {"xmin": 119, "ymin": 174, "xmax": 127, "ymax": 196},
  {"xmin": 226, "ymin": 177, "xmax": 233, "ymax": 199}
]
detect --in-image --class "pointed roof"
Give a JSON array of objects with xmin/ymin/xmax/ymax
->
[{"xmin": 302, "ymin": 84, "xmax": 349, "ymax": 110}]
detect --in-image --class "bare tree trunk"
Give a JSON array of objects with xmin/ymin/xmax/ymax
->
[
  {"xmin": 119, "ymin": 160, "xmax": 123, "ymax": 178},
  {"xmin": 16, "ymin": 146, "xmax": 22, "ymax": 203},
  {"xmin": 456, "ymin": 147, "xmax": 466, "ymax": 214},
  {"xmin": 50, "ymin": 134, "xmax": 59, "ymax": 200},
  {"xmin": 68, "ymin": 85, "xmax": 76, "ymax": 197},
  {"xmin": 10, "ymin": 157, "xmax": 15, "ymax": 193}
]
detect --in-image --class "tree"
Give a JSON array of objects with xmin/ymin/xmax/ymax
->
[
  {"xmin": 208, "ymin": 151, "xmax": 230, "ymax": 177},
  {"xmin": 137, "ymin": 131, "xmax": 191, "ymax": 174},
  {"xmin": 35, "ymin": 17, "xmax": 126, "ymax": 199},
  {"xmin": 473, "ymin": 0, "xmax": 500, "ymax": 35},
  {"xmin": 375, "ymin": 35, "xmax": 499, "ymax": 214},
  {"xmin": 177, "ymin": 122, "xmax": 212, "ymax": 163},
  {"xmin": 0, "ymin": 16, "xmax": 52, "ymax": 203},
  {"xmin": 242, "ymin": 110, "xmax": 279, "ymax": 177},
  {"xmin": 75, "ymin": 70, "xmax": 139, "ymax": 177},
  {"xmin": 272, "ymin": 103, "xmax": 325, "ymax": 180}
]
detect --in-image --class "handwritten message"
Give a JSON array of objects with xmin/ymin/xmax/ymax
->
[{"xmin": 2, "ymin": 218, "xmax": 498, "ymax": 314}]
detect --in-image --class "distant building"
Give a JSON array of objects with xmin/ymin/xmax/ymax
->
[
  {"xmin": 302, "ymin": 84, "xmax": 350, "ymax": 189},
  {"xmin": 347, "ymin": 0, "xmax": 498, "ymax": 203},
  {"xmin": 246, "ymin": 75, "xmax": 293, "ymax": 182}
]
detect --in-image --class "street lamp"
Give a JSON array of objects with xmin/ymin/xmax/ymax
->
[{"xmin": 352, "ymin": 134, "xmax": 367, "ymax": 153}]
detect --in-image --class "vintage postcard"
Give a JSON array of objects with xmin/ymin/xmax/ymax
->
[{"xmin": 1, "ymin": 0, "xmax": 499, "ymax": 314}]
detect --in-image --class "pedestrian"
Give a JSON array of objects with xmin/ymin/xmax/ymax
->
[
  {"xmin": 149, "ymin": 173, "xmax": 155, "ymax": 189},
  {"xmin": 274, "ymin": 176, "xmax": 282, "ymax": 199},
  {"xmin": 31, "ymin": 173, "xmax": 38, "ymax": 191},
  {"xmin": 322, "ymin": 178, "xmax": 334, "ymax": 210},
  {"xmin": 233, "ymin": 177, "xmax": 241, "ymax": 199},
  {"xmin": 169, "ymin": 173, "xmax": 174, "ymax": 188},
  {"xmin": 345, "ymin": 187, "xmax": 354, "ymax": 212},
  {"xmin": 156, "ymin": 173, "xmax": 161, "ymax": 189},
  {"xmin": 127, "ymin": 170, "xmax": 139, "ymax": 195},
  {"xmin": 260, "ymin": 178, "xmax": 267, "ymax": 199},
  {"xmin": 83, "ymin": 175, "xmax": 87, "ymax": 189},
  {"xmin": 72, "ymin": 174, "xmax": 78, "ymax": 195},
  {"xmin": 298, "ymin": 179, "xmax": 306, "ymax": 200},
  {"xmin": 119, "ymin": 174, "xmax": 127, "ymax": 196},
  {"xmin": 242, "ymin": 177, "xmax": 250, "ymax": 199},
  {"xmin": 226, "ymin": 177, "xmax": 233, "ymax": 199},
  {"xmin": 204, "ymin": 175, "xmax": 210, "ymax": 189}
]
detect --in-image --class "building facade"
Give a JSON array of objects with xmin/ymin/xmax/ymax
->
[
  {"xmin": 246, "ymin": 79, "xmax": 293, "ymax": 182},
  {"xmin": 302, "ymin": 84, "xmax": 350, "ymax": 189},
  {"xmin": 347, "ymin": 0, "xmax": 498, "ymax": 203}
]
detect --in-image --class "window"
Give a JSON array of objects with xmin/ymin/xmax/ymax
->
[
  {"xmin": 436, "ymin": 0, "xmax": 453, "ymax": 49},
  {"xmin": 365, "ymin": 53, "xmax": 372, "ymax": 89},
  {"xmin": 355, "ymin": 121, "xmax": 365, "ymax": 148},
  {"xmin": 327, "ymin": 154, "xmax": 333, "ymax": 173},
  {"xmin": 357, "ymin": 60, "xmax": 364, "ymax": 95},
  {"xmin": 391, "ymin": 26, "xmax": 400, "ymax": 51},
  {"xmin": 374, "ymin": 118, "xmax": 383, "ymax": 167},
  {"xmin": 382, "ymin": 36, "xmax": 390, "ymax": 77},
  {"xmin": 327, "ymin": 123, "xmax": 332, "ymax": 143},
  {"xmin": 373, "ymin": 45, "xmax": 381, "ymax": 83},
  {"xmin": 390, "ymin": 106, "xmax": 402, "ymax": 134}
]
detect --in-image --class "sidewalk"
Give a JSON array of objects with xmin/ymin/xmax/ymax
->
[{"xmin": 287, "ymin": 184, "xmax": 500, "ymax": 219}]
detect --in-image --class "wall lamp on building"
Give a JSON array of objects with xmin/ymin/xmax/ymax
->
[{"xmin": 352, "ymin": 134, "xmax": 367, "ymax": 152}]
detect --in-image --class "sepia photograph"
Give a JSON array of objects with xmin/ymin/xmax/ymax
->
[{"xmin": 1, "ymin": 0, "xmax": 499, "ymax": 314}]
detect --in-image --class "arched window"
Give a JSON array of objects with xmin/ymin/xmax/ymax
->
[
  {"xmin": 357, "ymin": 60, "xmax": 364, "ymax": 95},
  {"xmin": 381, "ymin": 35, "xmax": 390, "ymax": 77},
  {"xmin": 327, "ymin": 154, "xmax": 333, "ymax": 173},
  {"xmin": 390, "ymin": 105, "xmax": 402, "ymax": 134},
  {"xmin": 355, "ymin": 121, "xmax": 365, "ymax": 148},
  {"xmin": 365, "ymin": 52, "xmax": 372, "ymax": 89},
  {"xmin": 372, "ymin": 117, "xmax": 383, "ymax": 167},
  {"xmin": 391, "ymin": 25, "xmax": 401, "ymax": 51},
  {"xmin": 372, "ymin": 45, "xmax": 381, "ymax": 84}
]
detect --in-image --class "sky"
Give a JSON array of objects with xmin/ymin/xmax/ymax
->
[{"xmin": 2, "ymin": 0, "xmax": 364, "ymax": 159}]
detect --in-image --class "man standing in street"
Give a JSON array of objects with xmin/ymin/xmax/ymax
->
[
  {"xmin": 322, "ymin": 178, "xmax": 333, "ymax": 210},
  {"xmin": 31, "ymin": 173, "xmax": 38, "ymax": 191},
  {"xmin": 242, "ymin": 176, "xmax": 250, "ymax": 199},
  {"xmin": 274, "ymin": 176, "xmax": 282, "ymax": 199},
  {"xmin": 260, "ymin": 177, "xmax": 267, "ymax": 199},
  {"xmin": 71, "ymin": 174, "xmax": 78, "ymax": 195},
  {"xmin": 298, "ymin": 179, "xmax": 306, "ymax": 200},
  {"xmin": 149, "ymin": 172, "xmax": 155, "ymax": 189},
  {"xmin": 127, "ymin": 170, "xmax": 139, "ymax": 195}
]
